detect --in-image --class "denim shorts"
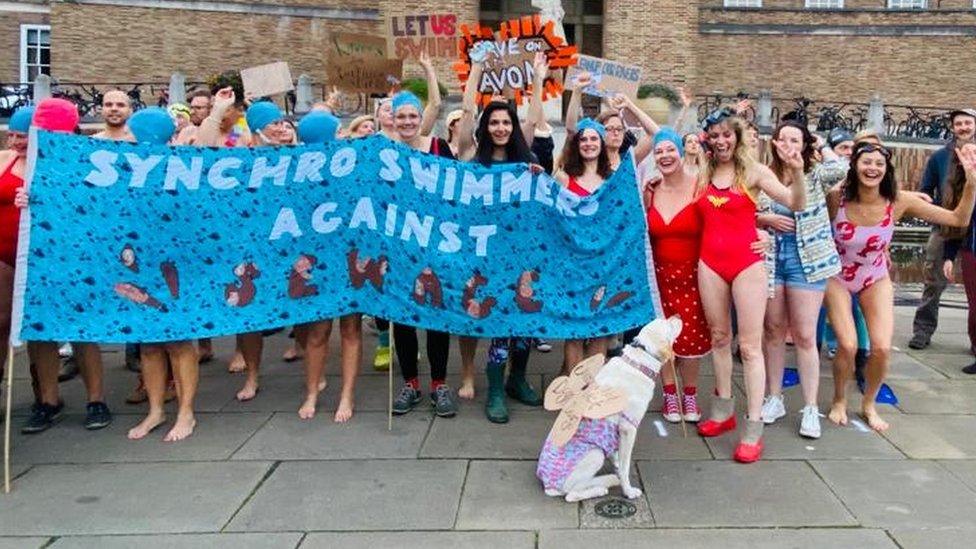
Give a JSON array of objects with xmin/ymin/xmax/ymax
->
[{"xmin": 774, "ymin": 236, "xmax": 827, "ymax": 291}]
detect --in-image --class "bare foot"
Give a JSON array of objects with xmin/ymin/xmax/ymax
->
[
  {"xmin": 228, "ymin": 351, "xmax": 246, "ymax": 373},
  {"xmin": 298, "ymin": 395, "xmax": 317, "ymax": 420},
  {"xmin": 334, "ymin": 396, "xmax": 354, "ymax": 423},
  {"xmin": 283, "ymin": 346, "xmax": 302, "ymax": 362},
  {"xmin": 163, "ymin": 413, "xmax": 196, "ymax": 442},
  {"xmin": 458, "ymin": 378, "xmax": 475, "ymax": 400},
  {"xmin": 862, "ymin": 405, "xmax": 889, "ymax": 432},
  {"xmin": 127, "ymin": 412, "xmax": 166, "ymax": 440},
  {"xmin": 198, "ymin": 351, "xmax": 214, "ymax": 364},
  {"xmin": 236, "ymin": 379, "xmax": 259, "ymax": 402},
  {"xmin": 317, "ymin": 376, "xmax": 328, "ymax": 392},
  {"xmin": 828, "ymin": 400, "xmax": 848, "ymax": 426}
]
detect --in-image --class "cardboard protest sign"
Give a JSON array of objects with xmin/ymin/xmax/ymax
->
[
  {"xmin": 326, "ymin": 33, "xmax": 403, "ymax": 94},
  {"xmin": 454, "ymin": 14, "xmax": 577, "ymax": 106},
  {"xmin": 386, "ymin": 13, "xmax": 458, "ymax": 59},
  {"xmin": 566, "ymin": 55, "xmax": 642, "ymax": 99},
  {"xmin": 240, "ymin": 61, "xmax": 294, "ymax": 99},
  {"xmin": 13, "ymin": 132, "xmax": 658, "ymax": 343}
]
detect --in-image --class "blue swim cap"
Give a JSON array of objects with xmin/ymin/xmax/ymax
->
[
  {"xmin": 245, "ymin": 101, "xmax": 284, "ymax": 133},
  {"xmin": 577, "ymin": 118, "xmax": 606, "ymax": 139},
  {"xmin": 391, "ymin": 91, "xmax": 422, "ymax": 115},
  {"xmin": 8, "ymin": 106, "xmax": 35, "ymax": 133},
  {"xmin": 298, "ymin": 111, "xmax": 340, "ymax": 144},
  {"xmin": 128, "ymin": 107, "xmax": 176, "ymax": 145},
  {"xmin": 652, "ymin": 126, "xmax": 684, "ymax": 157}
]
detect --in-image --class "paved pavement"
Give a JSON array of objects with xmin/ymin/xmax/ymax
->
[{"xmin": 1, "ymin": 287, "xmax": 974, "ymax": 548}]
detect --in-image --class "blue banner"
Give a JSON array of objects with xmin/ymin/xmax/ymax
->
[{"xmin": 12, "ymin": 131, "xmax": 658, "ymax": 343}]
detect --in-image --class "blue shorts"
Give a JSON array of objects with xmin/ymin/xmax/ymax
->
[{"xmin": 774, "ymin": 236, "xmax": 827, "ymax": 292}]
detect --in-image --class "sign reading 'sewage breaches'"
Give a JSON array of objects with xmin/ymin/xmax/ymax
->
[
  {"xmin": 13, "ymin": 132, "xmax": 657, "ymax": 344},
  {"xmin": 386, "ymin": 13, "xmax": 458, "ymax": 59}
]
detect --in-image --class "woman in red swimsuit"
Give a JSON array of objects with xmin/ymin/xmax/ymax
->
[
  {"xmin": 554, "ymin": 118, "xmax": 613, "ymax": 373},
  {"xmin": 0, "ymin": 106, "xmax": 31, "ymax": 380},
  {"xmin": 694, "ymin": 110, "xmax": 807, "ymax": 463}
]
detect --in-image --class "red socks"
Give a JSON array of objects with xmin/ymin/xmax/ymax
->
[{"xmin": 430, "ymin": 379, "xmax": 445, "ymax": 392}]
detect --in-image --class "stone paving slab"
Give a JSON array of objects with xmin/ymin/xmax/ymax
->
[
  {"xmin": 886, "ymin": 352, "xmax": 947, "ymax": 380},
  {"xmin": 811, "ymin": 460, "xmax": 976, "ymax": 528},
  {"xmin": 881, "ymin": 414, "xmax": 976, "ymax": 459},
  {"xmin": 300, "ymin": 531, "xmax": 536, "ymax": 549},
  {"xmin": 0, "ymin": 539, "xmax": 51, "ymax": 549},
  {"xmin": 579, "ymin": 468, "xmax": 654, "ymax": 529},
  {"xmin": 50, "ymin": 533, "xmax": 304, "ymax": 549},
  {"xmin": 219, "ymin": 373, "xmax": 393, "ymax": 414},
  {"xmin": 639, "ymin": 460, "xmax": 855, "ymax": 527},
  {"xmin": 889, "ymin": 379, "xmax": 976, "ymax": 414},
  {"xmin": 938, "ymin": 460, "xmax": 976, "ymax": 492},
  {"xmin": 0, "ymin": 462, "xmax": 272, "ymax": 536},
  {"xmin": 887, "ymin": 528, "xmax": 976, "ymax": 549},
  {"xmin": 904, "ymin": 352, "xmax": 973, "ymax": 379},
  {"xmin": 231, "ymin": 411, "xmax": 430, "ymax": 460},
  {"xmin": 12, "ymin": 413, "xmax": 270, "ymax": 464},
  {"xmin": 227, "ymin": 460, "xmax": 465, "ymax": 531},
  {"xmin": 703, "ymin": 415, "xmax": 904, "ymax": 461},
  {"xmin": 456, "ymin": 460, "xmax": 578, "ymax": 530},
  {"xmin": 538, "ymin": 528, "xmax": 897, "ymax": 549}
]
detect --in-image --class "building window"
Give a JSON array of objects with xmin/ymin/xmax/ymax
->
[
  {"xmin": 20, "ymin": 24, "xmax": 51, "ymax": 83},
  {"xmin": 724, "ymin": 0, "xmax": 762, "ymax": 6},
  {"xmin": 806, "ymin": 0, "xmax": 843, "ymax": 7},
  {"xmin": 887, "ymin": 0, "xmax": 926, "ymax": 8}
]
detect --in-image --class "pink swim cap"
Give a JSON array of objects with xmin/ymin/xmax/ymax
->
[{"xmin": 31, "ymin": 98, "xmax": 80, "ymax": 132}]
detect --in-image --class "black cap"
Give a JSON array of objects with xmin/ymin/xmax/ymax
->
[{"xmin": 827, "ymin": 128, "xmax": 854, "ymax": 148}]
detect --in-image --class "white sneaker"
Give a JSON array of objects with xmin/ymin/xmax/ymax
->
[
  {"xmin": 799, "ymin": 405, "xmax": 822, "ymax": 439},
  {"xmin": 58, "ymin": 343, "xmax": 73, "ymax": 359},
  {"xmin": 535, "ymin": 339, "xmax": 552, "ymax": 353},
  {"xmin": 761, "ymin": 394, "xmax": 786, "ymax": 424}
]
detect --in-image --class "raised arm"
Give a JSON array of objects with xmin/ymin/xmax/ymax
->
[
  {"xmin": 522, "ymin": 52, "xmax": 549, "ymax": 147},
  {"xmin": 753, "ymin": 141, "xmax": 807, "ymax": 211},
  {"xmin": 672, "ymin": 87, "xmax": 695, "ymax": 133},
  {"xmin": 456, "ymin": 58, "xmax": 483, "ymax": 160},
  {"xmin": 418, "ymin": 52, "xmax": 443, "ymax": 137},
  {"xmin": 195, "ymin": 88, "xmax": 234, "ymax": 147},
  {"xmin": 902, "ymin": 146, "xmax": 976, "ymax": 227},
  {"xmin": 565, "ymin": 71, "xmax": 590, "ymax": 135},
  {"xmin": 609, "ymin": 93, "xmax": 660, "ymax": 165}
]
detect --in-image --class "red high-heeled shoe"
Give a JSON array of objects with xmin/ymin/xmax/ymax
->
[
  {"xmin": 697, "ymin": 415, "xmax": 736, "ymax": 437},
  {"xmin": 733, "ymin": 438, "xmax": 764, "ymax": 463}
]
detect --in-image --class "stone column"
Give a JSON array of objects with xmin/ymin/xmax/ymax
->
[{"xmin": 532, "ymin": 0, "xmax": 565, "ymax": 124}]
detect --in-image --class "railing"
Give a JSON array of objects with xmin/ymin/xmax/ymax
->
[{"xmin": 695, "ymin": 92, "xmax": 954, "ymax": 143}]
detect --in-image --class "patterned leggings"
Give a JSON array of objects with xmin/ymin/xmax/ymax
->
[{"xmin": 487, "ymin": 337, "xmax": 532, "ymax": 373}]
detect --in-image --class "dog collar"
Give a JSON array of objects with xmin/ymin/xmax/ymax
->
[{"xmin": 621, "ymin": 351, "xmax": 659, "ymax": 381}]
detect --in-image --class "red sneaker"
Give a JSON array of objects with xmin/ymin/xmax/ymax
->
[
  {"xmin": 662, "ymin": 391, "xmax": 682, "ymax": 423},
  {"xmin": 697, "ymin": 415, "xmax": 736, "ymax": 437},
  {"xmin": 733, "ymin": 438, "xmax": 764, "ymax": 463}
]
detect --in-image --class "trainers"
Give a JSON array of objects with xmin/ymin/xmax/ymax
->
[
  {"xmin": 84, "ymin": 401, "xmax": 113, "ymax": 430},
  {"xmin": 761, "ymin": 394, "xmax": 786, "ymax": 424},
  {"xmin": 373, "ymin": 344, "xmax": 391, "ymax": 371},
  {"xmin": 908, "ymin": 334, "xmax": 930, "ymax": 350},
  {"xmin": 682, "ymin": 392, "xmax": 701, "ymax": 422},
  {"xmin": 57, "ymin": 357, "xmax": 79, "ymax": 382},
  {"xmin": 799, "ymin": 405, "xmax": 821, "ymax": 439},
  {"xmin": 22, "ymin": 401, "xmax": 64, "ymax": 434},
  {"xmin": 431, "ymin": 385, "xmax": 459, "ymax": 418},
  {"xmin": 58, "ymin": 343, "xmax": 73, "ymax": 358},
  {"xmin": 963, "ymin": 362, "xmax": 976, "ymax": 375},
  {"xmin": 662, "ymin": 391, "xmax": 681, "ymax": 423},
  {"xmin": 392, "ymin": 385, "xmax": 422, "ymax": 415},
  {"xmin": 535, "ymin": 339, "xmax": 552, "ymax": 353},
  {"xmin": 826, "ymin": 346, "xmax": 837, "ymax": 359}
]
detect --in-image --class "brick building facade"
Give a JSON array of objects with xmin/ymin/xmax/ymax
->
[{"xmin": 1, "ymin": 0, "xmax": 974, "ymax": 108}]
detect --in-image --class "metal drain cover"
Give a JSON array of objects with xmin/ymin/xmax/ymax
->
[{"xmin": 594, "ymin": 497, "xmax": 637, "ymax": 519}]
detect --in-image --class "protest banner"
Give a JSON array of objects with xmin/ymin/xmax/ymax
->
[
  {"xmin": 565, "ymin": 55, "xmax": 642, "ymax": 100},
  {"xmin": 453, "ymin": 14, "xmax": 577, "ymax": 106},
  {"xmin": 12, "ymin": 132, "xmax": 659, "ymax": 344},
  {"xmin": 326, "ymin": 33, "xmax": 403, "ymax": 93},
  {"xmin": 240, "ymin": 61, "xmax": 294, "ymax": 99},
  {"xmin": 386, "ymin": 13, "xmax": 458, "ymax": 59}
]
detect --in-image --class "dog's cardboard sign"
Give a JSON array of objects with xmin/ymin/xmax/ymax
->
[{"xmin": 544, "ymin": 355, "xmax": 627, "ymax": 447}]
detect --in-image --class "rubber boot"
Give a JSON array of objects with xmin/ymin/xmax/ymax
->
[
  {"xmin": 485, "ymin": 362, "xmax": 509, "ymax": 423},
  {"xmin": 505, "ymin": 343, "xmax": 542, "ymax": 406},
  {"xmin": 733, "ymin": 419, "xmax": 764, "ymax": 463}
]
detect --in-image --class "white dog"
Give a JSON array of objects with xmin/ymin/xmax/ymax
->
[{"xmin": 536, "ymin": 316, "xmax": 682, "ymax": 502}]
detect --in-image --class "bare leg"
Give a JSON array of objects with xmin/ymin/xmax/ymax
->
[
  {"xmin": 584, "ymin": 337, "xmax": 611, "ymax": 360},
  {"xmin": 730, "ymin": 263, "xmax": 769, "ymax": 422},
  {"xmin": 334, "ymin": 314, "xmax": 361, "ymax": 423},
  {"xmin": 27, "ymin": 341, "xmax": 60, "ymax": 406},
  {"xmin": 824, "ymin": 279, "xmax": 856, "ymax": 426},
  {"xmin": 128, "ymin": 344, "xmax": 167, "ymax": 439},
  {"xmin": 74, "ymin": 342, "xmax": 104, "ymax": 403},
  {"xmin": 763, "ymin": 285, "xmax": 789, "ymax": 398},
  {"xmin": 163, "ymin": 341, "xmax": 198, "ymax": 442},
  {"xmin": 227, "ymin": 339, "xmax": 245, "ymax": 373},
  {"xmin": 458, "ymin": 336, "xmax": 478, "ymax": 399},
  {"xmin": 858, "ymin": 278, "xmax": 894, "ymax": 432},
  {"xmin": 677, "ymin": 357, "xmax": 701, "ymax": 388},
  {"xmin": 197, "ymin": 338, "xmax": 213, "ymax": 362},
  {"xmin": 298, "ymin": 320, "xmax": 332, "ymax": 419},
  {"xmin": 562, "ymin": 340, "xmax": 585, "ymax": 376},
  {"xmin": 786, "ymin": 286, "xmax": 825, "ymax": 407},
  {"xmin": 235, "ymin": 332, "xmax": 262, "ymax": 401},
  {"xmin": 698, "ymin": 262, "xmax": 734, "ymax": 400}
]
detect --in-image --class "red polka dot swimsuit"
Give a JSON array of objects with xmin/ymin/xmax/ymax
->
[{"xmin": 647, "ymin": 193, "xmax": 711, "ymax": 358}]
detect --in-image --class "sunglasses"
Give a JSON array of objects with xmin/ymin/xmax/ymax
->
[
  {"xmin": 854, "ymin": 142, "xmax": 891, "ymax": 159},
  {"xmin": 702, "ymin": 108, "xmax": 734, "ymax": 130}
]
